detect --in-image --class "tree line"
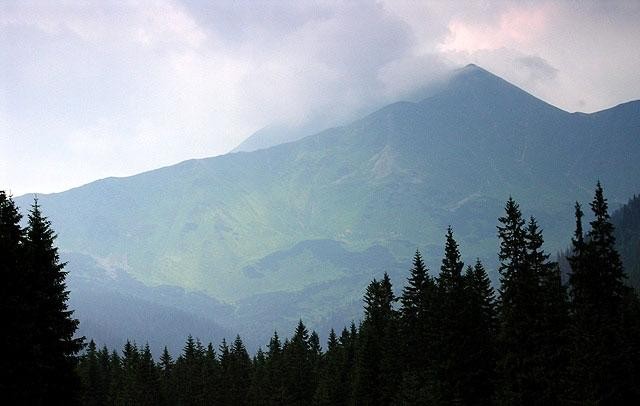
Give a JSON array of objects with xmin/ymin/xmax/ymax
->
[{"xmin": 2, "ymin": 183, "xmax": 639, "ymax": 404}]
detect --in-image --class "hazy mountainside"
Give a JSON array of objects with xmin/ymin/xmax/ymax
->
[
  {"xmin": 15, "ymin": 64, "xmax": 640, "ymax": 342},
  {"xmin": 64, "ymin": 252, "xmax": 234, "ymax": 354},
  {"xmin": 612, "ymin": 194, "xmax": 640, "ymax": 288},
  {"xmin": 64, "ymin": 241, "xmax": 404, "ymax": 351}
]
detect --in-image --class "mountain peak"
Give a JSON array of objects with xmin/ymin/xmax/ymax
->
[
  {"xmin": 462, "ymin": 63, "xmax": 481, "ymax": 71},
  {"xmin": 422, "ymin": 63, "xmax": 563, "ymax": 115},
  {"xmin": 451, "ymin": 63, "xmax": 503, "ymax": 84}
]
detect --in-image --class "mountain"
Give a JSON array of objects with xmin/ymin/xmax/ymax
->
[
  {"xmin": 15, "ymin": 64, "xmax": 640, "ymax": 342},
  {"xmin": 64, "ymin": 241, "xmax": 403, "ymax": 350},
  {"xmin": 64, "ymin": 252, "xmax": 234, "ymax": 354},
  {"xmin": 612, "ymin": 194, "xmax": 640, "ymax": 288}
]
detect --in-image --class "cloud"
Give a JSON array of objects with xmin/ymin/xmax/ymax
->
[
  {"xmin": 1, "ymin": 0, "xmax": 639, "ymax": 195},
  {"xmin": 515, "ymin": 56, "xmax": 558, "ymax": 82},
  {"xmin": 438, "ymin": 3, "xmax": 553, "ymax": 52}
]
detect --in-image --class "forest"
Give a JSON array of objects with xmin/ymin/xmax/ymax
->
[{"xmin": 2, "ymin": 182, "xmax": 639, "ymax": 405}]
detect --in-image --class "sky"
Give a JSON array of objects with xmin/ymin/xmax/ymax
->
[{"xmin": 1, "ymin": 1, "xmax": 639, "ymax": 196}]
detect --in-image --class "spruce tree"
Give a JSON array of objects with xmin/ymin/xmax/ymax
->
[
  {"xmin": 0, "ymin": 191, "xmax": 31, "ymax": 402},
  {"xmin": 340, "ymin": 324, "xmax": 358, "ymax": 404},
  {"xmin": 398, "ymin": 250, "xmax": 435, "ymax": 403},
  {"xmin": 107, "ymin": 350, "xmax": 122, "ymax": 405},
  {"xmin": 24, "ymin": 199, "xmax": 84, "ymax": 403},
  {"xmin": 353, "ymin": 273, "xmax": 400, "ymax": 405},
  {"xmin": 78, "ymin": 340, "xmax": 105, "ymax": 406},
  {"xmin": 219, "ymin": 338, "xmax": 233, "ymax": 405},
  {"xmin": 228, "ymin": 335, "xmax": 252, "ymax": 406},
  {"xmin": 204, "ymin": 342, "xmax": 221, "ymax": 404},
  {"xmin": 175, "ymin": 335, "xmax": 206, "ymax": 405},
  {"xmin": 314, "ymin": 329, "xmax": 346, "ymax": 406},
  {"xmin": 496, "ymin": 197, "xmax": 544, "ymax": 405},
  {"xmin": 568, "ymin": 182, "xmax": 638, "ymax": 403},
  {"xmin": 282, "ymin": 320, "xmax": 314, "ymax": 405},
  {"xmin": 432, "ymin": 227, "xmax": 468, "ymax": 403},
  {"xmin": 158, "ymin": 346, "xmax": 176, "ymax": 405},
  {"xmin": 119, "ymin": 341, "xmax": 140, "ymax": 404},
  {"xmin": 249, "ymin": 347, "xmax": 268, "ymax": 406},
  {"xmin": 525, "ymin": 217, "xmax": 569, "ymax": 403},
  {"xmin": 462, "ymin": 260, "xmax": 497, "ymax": 405},
  {"xmin": 264, "ymin": 331, "xmax": 285, "ymax": 405}
]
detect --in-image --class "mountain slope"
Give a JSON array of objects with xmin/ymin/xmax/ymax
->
[
  {"xmin": 65, "ymin": 253, "xmax": 234, "ymax": 354},
  {"xmin": 16, "ymin": 65, "xmax": 640, "ymax": 305},
  {"xmin": 612, "ymin": 194, "xmax": 640, "ymax": 288}
]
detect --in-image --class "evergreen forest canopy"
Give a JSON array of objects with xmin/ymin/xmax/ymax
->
[{"xmin": 2, "ymin": 183, "xmax": 639, "ymax": 404}]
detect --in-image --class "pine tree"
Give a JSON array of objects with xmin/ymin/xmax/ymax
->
[
  {"xmin": 78, "ymin": 340, "xmax": 105, "ymax": 406},
  {"xmin": 97, "ymin": 345, "xmax": 111, "ymax": 404},
  {"xmin": 0, "ymin": 191, "xmax": 31, "ymax": 402},
  {"xmin": 314, "ymin": 329, "xmax": 346, "ymax": 406},
  {"xmin": 264, "ymin": 331, "xmax": 285, "ymax": 405},
  {"xmin": 525, "ymin": 217, "xmax": 569, "ymax": 403},
  {"xmin": 218, "ymin": 337, "xmax": 234, "ymax": 406},
  {"xmin": 495, "ymin": 197, "xmax": 544, "ymax": 405},
  {"xmin": 174, "ymin": 335, "xmax": 206, "ymax": 405},
  {"xmin": 568, "ymin": 182, "xmax": 639, "ymax": 403},
  {"xmin": 249, "ymin": 347, "xmax": 268, "ymax": 406},
  {"xmin": 462, "ymin": 260, "xmax": 497, "ymax": 405},
  {"xmin": 107, "ymin": 350, "xmax": 122, "ymax": 404},
  {"xmin": 23, "ymin": 199, "xmax": 84, "ymax": 403},
  {"xmin": 353, "ymin": 273, "xmax": 400, "ymax": 405},
  {"xmin": 137, "ymin": 343, "xmax": 160, "ymax": 406},
  {"xmin": 282, "ymin": 320, "xmax": 314, "ymax": 405},
  {"xmin": 432, "ymin": 227, "xmax": 468, "ymax": 403},
  {"xmin": 118, "ymin": 340, "xmax": 140, "ymax": 404},
  {"xmin": 228, "ymin": 335, "xmax": 252, "ymax": 406},
  {"xmin": 158, "ymin": 346, "xmax": 176, "ymax": 405},
  {"xmin": 204, "ymin": 342, "xmax": 221, "ymax": 404},
  {"xmin": 398, "ymin": 250, "xmax": 435, "ymax": 403},
  {"xmin": 334, "ymin": 324, "xmax": 358, "ymax": 405}
]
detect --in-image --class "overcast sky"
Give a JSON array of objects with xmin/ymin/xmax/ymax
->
[{"xmin": 1, "ymin": 0, "xmax": 639, "ymax": 196}]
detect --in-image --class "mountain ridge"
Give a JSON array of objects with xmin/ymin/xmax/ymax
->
[{"xmin": 14, "ymin": 65, "xmax": 640, "ymax": 311}]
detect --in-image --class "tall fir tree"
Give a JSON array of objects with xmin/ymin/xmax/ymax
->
[
  {"xmin": 353, "ymin": 273, "xmax": 400, "ymax": 405},
  {"xmin": 138, "ymin": 343, "xmax": 160, "ymax": 406},
  {"xmin": 398, "ymin": 250, "xmax": 436, "ymax": 403},
  {"xmin": 432, "ymin": 227, "xmax": 467, "ymax": 404},
  {"xmin": 495, "ymin": 197, "xmax": 545, "ymax": 405},
  {"xmin": 77, "ymin": 340, "xmax": 106, "ymax": 406},
  {"xmin": 462, "ymin": 260, "xmax": 497, "ymax": 405},
  {"xmin": 158, "ymin": 346, "xmax": 176, "ymax": 405},
  {"xmin": 264, "ymin": 331, "xmax": 285, "ymax": 405},
  {"xmin": 24, "ymin": 199, "xmax": 84, "ymax": 403},
  {"xmin": 525, "ymin": 217, "xmax": 569, "ymax": 403},
  {"xmin": 282, "ymin": 320, "xmax": 315, "ymax": 406},
  {"xmin": 228, "ymin": 335, "xmax": 252, "ymax": 406},
  {"xmin": 0, "ymin": 191, "xmax": 31, "ymax": 402},
  {"xmin": 204, "ymin": 342, "xmax": 222, "ymax": 404},
  {"xmin": 568, "ymin": 182, "xmax": 639, "ymax": 403},
  {"xmin": 313, "ymin": 329, "xmax": 347, "ymax": 406},
  {"xmin": 249, "ymin": 347, "xmax": 268, "ymax": 406},
  {"xmin": 174, "ymin": 335, "xmax": 205, "ymax": 405}
]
